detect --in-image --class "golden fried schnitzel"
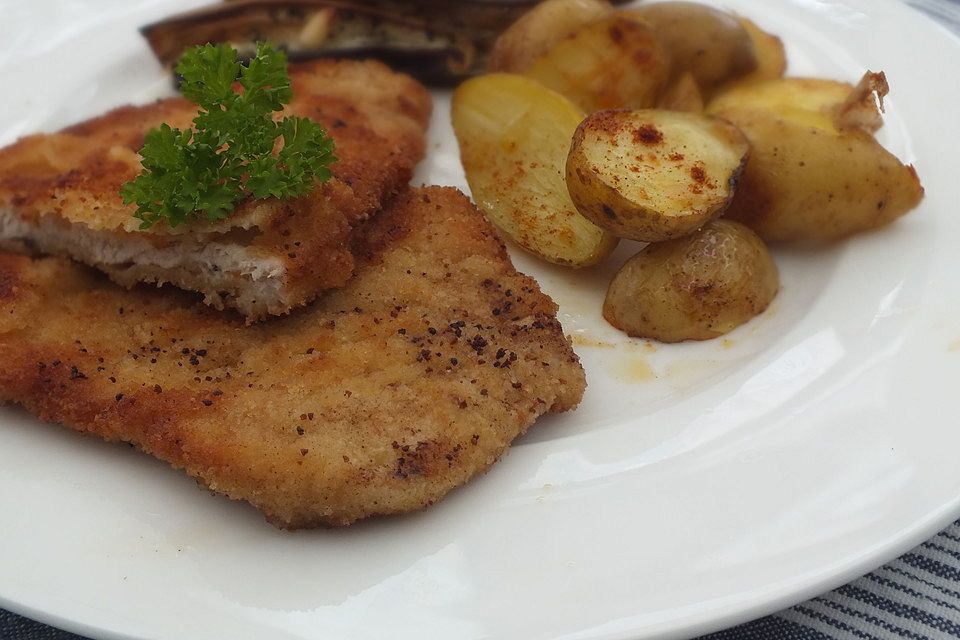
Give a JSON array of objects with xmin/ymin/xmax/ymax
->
[
  {"xmin": 0, "ymin": 187, "xmax": 586, "ymax": 527},
  {"xmin": 0, "ymin": 59, "xmax": 431, "ymax": 321}
]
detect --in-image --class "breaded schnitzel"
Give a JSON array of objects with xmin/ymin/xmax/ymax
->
[
  {"xmin": 0, "ymin": 59, "xmax": 431, "ymax": 321},
  {"xmin": 0, "ymin": 187, "xmax": 586, "ymax": 528}
]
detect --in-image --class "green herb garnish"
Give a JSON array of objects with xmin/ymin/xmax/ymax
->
[{"xmin": 121, "ymin": 42, "xmax": 336, "ymax": 229}]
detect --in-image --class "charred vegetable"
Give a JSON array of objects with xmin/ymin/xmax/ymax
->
[{"xmin": 142, "ymin": 0, "xmax": 625, "ymax": 84}]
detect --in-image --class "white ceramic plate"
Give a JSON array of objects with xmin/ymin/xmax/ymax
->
[{"xmin": 2, "ymin": 1, "xmax": 960, "ymax": 638}]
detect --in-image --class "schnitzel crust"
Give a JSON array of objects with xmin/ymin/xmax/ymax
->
[
  {"xmin": 0, "ymin": 187, "xmax": 585, "ymax": 527},
  {"xmin": 0, "ymin": 59, "xmax": 431, "ymax": 320}
]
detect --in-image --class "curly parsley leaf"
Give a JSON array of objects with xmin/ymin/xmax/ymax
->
[{"xmin": 120, "ymin": 42, "xmax": 336, "ymax": 229}]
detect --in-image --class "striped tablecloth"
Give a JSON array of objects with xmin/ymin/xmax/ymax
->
[
  {"xmin": 2, "ymin": 1, "xmax": 959, "ymax": 639},
  {"xmin": 701, "ymin": 521, "xmax": 960, "ymax": 640}
]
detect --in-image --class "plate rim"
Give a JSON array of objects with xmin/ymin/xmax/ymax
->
[{"xmin": 2, "ymin": 1, "xmax": 960, "ymax": 639}]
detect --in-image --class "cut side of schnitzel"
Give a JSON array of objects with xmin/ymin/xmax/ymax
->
[
  {"xmin": 0, "ymin": 187, "xmax": 586, "ymax": 528},
  {"xmin": 0, "ymin": 59, "xmax": 431, "ymax": 321}
]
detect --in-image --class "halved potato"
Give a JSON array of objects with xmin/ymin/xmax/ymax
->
[
  {"xmin": 604, "ymin": 219, "xmax": 779, "ymax": 342},
  {"xmin": 566, "ymin": 109, "xmax": 749, "ymax": 242},
  {"xmin": 709, "ymin": 72, "xmax": 923, "ymax": 242},
  {"xmin": 708, "ymin": 72, "xmax": 888, "ymax": 133},
  {"xmin": 488, "ymin": 0, "xmax": 613, "ymax": 73},
  {"xmin": 708, "ymin": 77, "xmax": 855, "ymax": 126},
  {"xmin": 523, "ymin": 15, "xmax": 670, "ymax": 113},
  {"xmin": 452, "ymin": 73, "xmax": 618, "ymax": 267},
  {"xmin": 716, "ymin": 109, "xmax": 924, "ymax": 242},
  {"xmin": 657, "ymin": 72, "xmax": 704, "ymax": 113},
  {"xmin": 624, "ymin": 2, "xmax": 757, "ymax": 90}
]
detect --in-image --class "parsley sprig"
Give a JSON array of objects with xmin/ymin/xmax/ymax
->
[{"xmin": 121, "ymin": 42, "xmax": 336, "ymax": 229}]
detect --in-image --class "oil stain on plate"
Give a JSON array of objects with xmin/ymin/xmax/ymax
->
[
  {"xmin": 571, "ymin": 334, "xmax": 615, "ymax": 349},
  {"xmin": 614, "ymin": 357, "xmax": 656, "ymax": 383}
]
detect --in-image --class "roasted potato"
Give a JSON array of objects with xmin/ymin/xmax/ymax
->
[
  {"xmin": 716, "ymin": 111, "xmax": 923, "ymax": 242},
  {"xmin": 566, "ymin": 109, "xmax": 749, "ymax": 242},
  {"xmin": 726, "ymin": 17, "xmax": 786, "ymax": 87},
  {"xmin": 708, "ymin": 72, "xmax": 889, "ymax": 133},
  {"xmin": 624, "ymin": 2, "xmax": 756, "ymax": 90},
  {"xmin": 657, "ymin": 72, "xmax": 704, "ymax": 112},
  {"xmin": 488, "ymin": 0, "xmax": 613, "ymax": 73},
  {"xmin": 708, "ymin": 77, "xmax": 855, "ymax": 125},
  {"xmin": 710, "ymin": 74, "xmax": 923, "ymax": 242},
  {"xmin": 452, "ymin": 73, "xmax": 619, "ymax": 267},
  {"xmin": 524, "ymin": 15, "xmax": 670, "ymax": 113},
  {"xmin": 604, "ymin": 220, "xmax": 779, "ymax": 342}
]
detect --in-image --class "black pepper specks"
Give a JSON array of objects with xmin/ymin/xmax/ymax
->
[
  {"xmin": 448, "ymin": 320, "xmax": 466, "ymax": 337},
  {"xmin": 469, "ymin": 335, "xmax": 488, "ymax": 354}
]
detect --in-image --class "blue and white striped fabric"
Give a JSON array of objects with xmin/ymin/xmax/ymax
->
[
  {"xmin": 1, "ymin": 1, "xmax": 959, "ymax": 639},
  {"xmin": 907, "ymin": 0, "xmax": 960, "ymax": 30},
  {"xmin": 701, "ymin": 521, "xmax": 960, "ymax": 640}
]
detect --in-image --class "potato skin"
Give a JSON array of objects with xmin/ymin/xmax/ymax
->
[
  {"xmin": 488, "ymin": 0, "xmax": 612, "ymax": 73},
  {"xmin": 707, "ymin": 16, "xmax": 786, "ymax": 97},
  {"xmin": 718, "ymin": 109, "xmax": 925, "ymax": 242},
  {"xmin": 737, "ymin": 17, "xmax": 786, "ymax": 83},
  {"xmin": 566, "ymin": 109, "xmax": 750, "ymax": 242},
  {"xmin": 604, "ymin": 220, "xmax": 779, "ymax": 342},
  {"xmin": 625, "ymin": 2, "xmax": 757, "ymax": 90}
]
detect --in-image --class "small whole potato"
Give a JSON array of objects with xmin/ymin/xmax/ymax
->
[
  {"xmin": 625, "ymin": 2, "xmax": 757, "ymax": 90},
  {"xmin": 604, "ymin": 220, "xmax": 779, "ymax": 342},
  {"xmin": 566, "ymin": 109, "xmax": 750, "ymax": 242}
]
